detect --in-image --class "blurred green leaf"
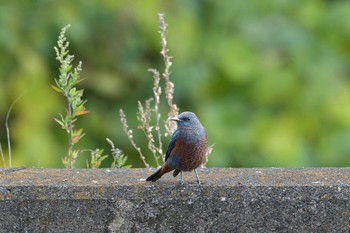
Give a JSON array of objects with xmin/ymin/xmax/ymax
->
[{"xmin": 1, "ymin": 1, "xmax": 350, "ymax": 168}]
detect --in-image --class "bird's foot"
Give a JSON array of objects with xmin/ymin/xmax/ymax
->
[
  {"xmin": 194, "ymin": 169, "xmax": 201, "ymax": 185},
  {"xmin": 179, "ymin": 171, "xmax": 185, "ymax": 185}
]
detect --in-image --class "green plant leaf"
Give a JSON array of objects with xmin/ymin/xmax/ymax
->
[
  {"xmin": 51, "ymin": 85, "xmax": 63, "ymax": 93},
  {"xmin": 98, "ymin": 155, "xmax": 109, "ymax": 162},
  {"xmin": 54, "ymin": 118, "xmax": 64, "ymax": 126},
  {"xmin": 65, "ymin": 64, "xmax": 72, "ymax": 72},
  {"xmin": 75, "ymin": 109, "xmax": 90, "ymax": 117}
]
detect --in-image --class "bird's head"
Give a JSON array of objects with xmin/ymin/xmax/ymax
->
[{"xmin": 170, "ymin": 111, "xmax": 203, "ymax": 129}]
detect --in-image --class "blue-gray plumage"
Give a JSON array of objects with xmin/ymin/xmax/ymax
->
[{"xmin": 146, "ymin": 111, "xmax": 208, "ymax": 184}]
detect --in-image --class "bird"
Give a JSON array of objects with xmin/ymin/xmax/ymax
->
[{"xmin": 146, "ymin": 111, "xmax": 208, "ymax": 185}]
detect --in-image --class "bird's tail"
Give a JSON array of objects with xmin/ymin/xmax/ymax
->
[{"xmin": 146, "ymin": 168, "xmax": 163, "ymax": 182}]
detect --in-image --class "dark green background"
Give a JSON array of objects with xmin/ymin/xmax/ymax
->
[{"xmin": 1, "ymin": 1, "xmax": 350, "ymax": 168}]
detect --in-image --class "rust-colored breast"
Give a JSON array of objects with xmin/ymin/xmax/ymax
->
[{"xmin": 170, "ymin": 134, "xmax": 207, "ymax": 171}]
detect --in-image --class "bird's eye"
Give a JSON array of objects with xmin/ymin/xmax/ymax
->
[{"xmin": 183, "ymin": 117, "xmax": 190, "ymax": 122}]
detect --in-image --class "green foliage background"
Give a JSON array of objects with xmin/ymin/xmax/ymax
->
[{"xmin": 1, "ymin": 1, "xmax": 350, "ymax": 168}]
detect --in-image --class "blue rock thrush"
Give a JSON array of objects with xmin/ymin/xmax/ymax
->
[{"xmin": 146, "ymin": 111, "xmax": 208, "ymax": 184}]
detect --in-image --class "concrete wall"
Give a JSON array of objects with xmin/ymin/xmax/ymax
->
[{"xmin": 0, "ymin": 168, "xmax": 349, "ymax": 232}]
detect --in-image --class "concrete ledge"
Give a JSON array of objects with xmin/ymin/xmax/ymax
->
[{"xmin": 0, "ymin": 168, "xmax": 349, "ymax": 232}]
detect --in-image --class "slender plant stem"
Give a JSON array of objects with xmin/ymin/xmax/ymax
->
[
  {"xmin": 119, "ymin": 13, "xmax": 178, "ymax": 168},
  {"xmin": 158, "ymin": 13, "xmax": 179, "ymax": 136},
  {"xmin": 65, "ymin": 93, "xmax": 74, "ymax": 167},
  {"xmin": 149, "ymin": 68, "xmax": 164, "ymax": 163},
  {"xmin": 5, "ymin": 92, "xmax": 27, "ymax": 168},
  {"xmin": 137, "ymin": 100, "xmax": 160, "ymax": 167},
  {"xmin": 120, "ymin": 109, "xmax": 150, "ymax": 168},
  {"xmin": 54, "ymin": 25, "xmax": 88, "ymax": 168},
  {"xmin": 0, "ymin": 139, "xmax": 5, "ymax": 168}
]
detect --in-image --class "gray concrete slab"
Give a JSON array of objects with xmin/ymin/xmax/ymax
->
[{"xmin": 0, "ymin": 168, "xmax": 349, "ymax": 232}]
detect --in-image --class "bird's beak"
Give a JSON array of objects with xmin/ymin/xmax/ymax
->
[{"xmin": 170, "ymin": 116, "xmax": 181, "ymax": 122}]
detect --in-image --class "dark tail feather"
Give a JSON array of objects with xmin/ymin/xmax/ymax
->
[
  {"xmin": 173, "ymin": 169, "xmax": 181, "ymax": 177},
  {"xmin": 146, "ymin": 168, "xmax": 163, "ymax": 182}
]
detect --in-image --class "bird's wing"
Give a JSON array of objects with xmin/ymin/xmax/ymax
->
[{"xmin": 165, "ymin": 129, "xmax": 178, "ymax": 161}]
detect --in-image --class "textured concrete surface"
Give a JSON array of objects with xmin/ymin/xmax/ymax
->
[{"xmin": 0, "ymin": 167, "xmax": 349, "ymax": 232}]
